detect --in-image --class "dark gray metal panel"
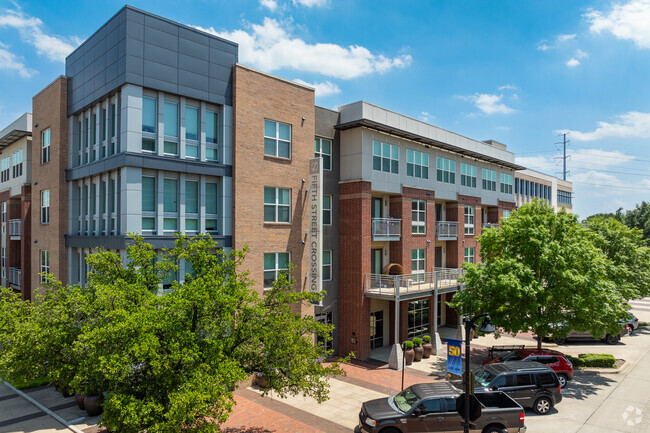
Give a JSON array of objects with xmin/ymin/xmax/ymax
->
[
  {"xmin": 179, "ymin": 70, "xmax": 208, "ymax": 91},
  {"xmin": 144, "ymin": 44, "xmax": 178, "ymax": 69},
  {"xmin": 179, "ymin": 37, "xmax": 209, "ymax": 61},
  {"xmin": 140, "ymin": 235, "xmax": 232, "ymax": 249},
  {"xmin": 143, "ymin": 60, "xmax": 178, "ymax": 85},
  {"xmin": 179, "ymin": 53, "xmax": 209, "ymax": 76},
  {"xmin": 65, "ymin": 235, "xmax": 127, "ymax": 250},
  {"xmin": 144, "ymin": 26, "xmax": 179, "ymax": 51}
]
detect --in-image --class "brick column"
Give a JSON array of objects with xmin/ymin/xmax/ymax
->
[{"xmin": 20, "ymin": 185, "xmax": 31, "ymax": 301}]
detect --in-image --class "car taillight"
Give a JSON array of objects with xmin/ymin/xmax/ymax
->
[
  {"xmin": 559, "ymin": 385, "xmax": 562, "ymax": 394},
  {"xmin": 519, "ymin": 412, "xmax": 525, "ymax": 423}
]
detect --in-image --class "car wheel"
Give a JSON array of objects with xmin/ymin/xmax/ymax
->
[
  {"xmin": 533, "ymin": 396, "xmax": 553, "ymax": 415},
  {"xmin": 558, "ymin": 374, "xmax": 568, "ymax": 388},
  {"xmin": 482, "ymin": 425, "xmax": 507, "ymax": 433},
  {"xmin": 605, "ymin": 334, "xmax": 619, "ymax": 345},
  {"xmin": 553, "ymin": 337, "xmax": 566, "ymax": 345}
]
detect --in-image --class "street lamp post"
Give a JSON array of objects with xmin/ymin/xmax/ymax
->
[{"xmin": 463, "ymin": 313, "xmax": 495, "ymax": 433}]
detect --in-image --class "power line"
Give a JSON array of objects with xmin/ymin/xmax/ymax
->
[{"xmin": 570, "ymin": 181, "xmax": 650, "ymax": 191}]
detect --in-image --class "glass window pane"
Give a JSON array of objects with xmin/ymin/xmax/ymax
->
[
  {"xmin": 322, "ymin": 139, "xmax": 331, "ymax": 154},
  {"xmin": 142, "ymin": 97, "xmax": 156, "ymax": 133},
  {"xmin": 278, "ymin": 188, "xmax": 290, "ymax": 204},
  {"xmin": 186, "ymin": 144, "xmax": 198, "ymax": 158},
  {"xmin": 278, "ymin": 206, "xmax": 290, "ymax": 222},
  {"xmin": 185, "ymin": 219, "xmax": 198, "ymax": 231},
  {"xmin": 324, "ymin": 155, "xmax": 331, "ymax": 170},
  {"xmin": 185, "ymin": 106, "xmax": 198, "ymax": 141},
  {"xmin": 206, "ymin": 147, "xmax": 218, "ymax": 161},
  {"xmin": 407, "ymin": 149, "xmax": 413, "ymax": 163},
  {"xmin": 278, "ymin": 123, "xmax": 290, "ymax": 141},
  {"xmin": 264, "ymin": 187, "xmax": 275, "ymax": 204},
  {"xmin": 264, "ymin": 205, "xmax": 275, "ymax": 222},
  {"xmin": 206, "ymin": 111, "xmax": 218, "ymax": 143},
  {"xmin": 323, "ymin": 195, "xmax": 331, "ymax": 209},
  {"xmin": 163, "ymin": 218, "xmax": 177, "ymax": 230},
  {"xmin": 142, "ymin": 177, "xmax": 155, "ymax": 212},
  {"xmin": 164, "ymin": 179, "xmax": 178, "ymax": 213},
  {"xmin": 323, "ymin": 251, "xmax": 331, "ymax": 265},
  {"xmin": 186, "ymin": 181, "xmax": 198, "ymax": 213},
  {"xmin": 164, "ymin": 102, "xmax": 178, "ymax": 137},
  {"xmin": 264, "ymin": 120, "xmax": 276, "ymax": 138},
  {"xmin": 206, "ymin": 183, "xmax": 218, "ymax": 214},
  {"xmin": 142, "ymin": 138, "xmax": 155, "ymax": 152},
  {"xmin": 373, "ymin": 141, "xmax": 381, "ymax": 156},
  {"xmin": 373, "ymin": 156, "xmax": 381, "ymax": 171},
  {"xmin": 314, "ymin": 138, "xmax": 320, "ymax": 152},
  {"xmin": 205, "ymin": 219, "xmax": 218, "ymax": 231},
  {"xmin": 278, "ymin": 253, "xmax": 289, "ymax": 268},
  {"xmin": 264, "ymin": 253, "xmax": 275, "ymax": 270},
  {"xmin": 382, "ymin": 142, "xmax": 390, "ymax": 157},
  {"xmin": 164, "ymin": 141, "xmax": 178, "ymax": 155},
  {"xmin": 264, "ymin": 138, "xmax": 276, "ymax": 156},
  {"xmin": 142, "ymin": 217, "xmax": 155, "ymax": 230},
  {"xmin": 278, "ymin": 140, "xmax": 290, "ymax": 158}
]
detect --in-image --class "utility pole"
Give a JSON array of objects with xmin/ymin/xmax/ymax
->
[{"xmin": 554, "ymin": 133, "xmax": 570, "ymax": 180}]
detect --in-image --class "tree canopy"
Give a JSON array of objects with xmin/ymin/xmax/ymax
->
[
  {"xmin": 586, "ymin": 201, "xmax": 650, "ymax": 243},
  {"xmin": 450, "ymin": 199, "xmax": 648, "ymax": 348},
  {"xmin": 0, "ymin": 235, "xmax": 346, "ymax": 433}
]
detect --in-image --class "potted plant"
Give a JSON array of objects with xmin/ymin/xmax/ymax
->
[
  {"xmin": 83, "ymin": 385, "xmax": 104, "ymax": 417},
  {"xmin": 403, "ymin": 340, "xmax": 415, "ymax": 365},
  {"xmin": 254, "ymin": 371, "xmax": 269, "ymax": 388},
  {"xmin": 422, "ymin": 335, "xmax": 433, "ymax": 358},
  {"xmin": 74, "ymin": 393, "xmax": 85, "ymax": 410},
  {"xmin": 412, "ymin": 337, "xmax": 423, "ymax": 362}
]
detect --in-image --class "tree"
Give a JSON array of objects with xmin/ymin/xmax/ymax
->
[
  {"xmin": 0, "ymin": 235, "xmax": 346, "ymax": 432},
  {"xmin": 623, "ymin": 201, "xmax": 650, "ymax": 242},
  {"xmin": 449, "ymin": 199, "xmax": 630, "ymax": 349}
]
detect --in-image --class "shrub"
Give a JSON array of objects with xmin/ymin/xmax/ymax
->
[
  {"xmin": 412, "ymin": 337, "xmax": 422, "ymax": 347},
  {"xmin": 567, "ymin": 353, "xmax": 616, "ymax": 368},
  {"xmin": 422, "ymin": 335, "xmax": 432, "ymax": 344},
  {"xmin": 403, "ymin": 340, "xmax": 414, "ymax": 350}
]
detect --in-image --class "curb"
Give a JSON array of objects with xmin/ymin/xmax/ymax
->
[{"xmin": 575, "ymin": 359, "xmax": 629, "ymax": 375}]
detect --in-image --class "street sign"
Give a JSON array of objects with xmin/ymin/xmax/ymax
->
[
  {"xmin": 447, "ymin": 338, "xmax": 462, "ymax": 378},
  {"xmin": 456, "ymin": 393, "xmax": 482, "ymax": 421}
]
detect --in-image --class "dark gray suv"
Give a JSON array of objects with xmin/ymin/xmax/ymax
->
[{"xmin": 473, "ymin": 361, "xmax": 562, "ymax": 415}]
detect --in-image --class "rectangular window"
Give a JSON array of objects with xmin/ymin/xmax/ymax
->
[
  {"xmin": 460, "ymin": 163, "xmax": 477, "ymax": 187},
  {"xmin": 411, "ymin": 248, "xmax": 425, "ymax": 277},
  {"xmin": 185, "ymin": 181, "xmax": 198, "ymax": 214},
  {"xmin": 142, "ymin": 138, "xmax": 155, "ymax": 152},
  {"xmin": 264, "ymin": 186, "xmax": 290, "ymax": 223},
  {"xmin": 406, "ymin": 149, "xmax": 429, "ymax": 179},
  {"xmin": 142, "ymin": 97, "xmax": 157, "ymax": 133},
  {"xmin": 206, "ymin": 182, "xmax": 218, "ymax": 215},
  {"xmin": 412, "ymin": 200, "xmax": 426, "ymax": 234},
  {"xmin": 41, "ymin": 190, "xmax": 50, "ymax": 224},
  {"xmin": 164, "ymin": 179, "xmax": 178, "ymax": 213},
  {"xmin": 323, "ymin": 250, "xmax": 332, "ymax": 281},
  {"xmin": 42, "ymin": 129, "xmax": 51, "ymax": 163},
  {"xmin": 372, "ymin": 141, "xmax": 399, "ymax": 174},
  {"xmin": 314, "ymin": 137, "xmax": 332, "ymax": 170},
  {"xmin": 407, "ymin": 299, "xmax": 429, "ymax": 337},
  {"xmin": 110, "ymin": 102, "xmax": 116, "ymax": 138},
  {"xmin": 558, "ymin": 190, "xmax": 572, "ymax": 204},
  {"xmin": 264, "ymin": 120, "xmax": 291, "ymax": 159},
  {"xmin": 315, "ymin": 311, "xmax": 333, "ymax": 351},
  {"xmin": 323, "ymin": 194, "xmax": 332, "ymax": 226},
  {"xmin": 482, "ymin": 168, "xmax": 497, "ymax": 191},
  {"xmin": 500, "ymin": 173, "xmax": 513, "ymax": 194},
  {"xmin": 464, "ymin": 205, "xmax": 475, "ymax": 235},
  {"xmin": 185, "ymin": 106, "xmax": 199, "ymax": 141},
  {"xmin": 464, "ymin": 247, "xmax": 475, "ymax": 264},
  {"xmin": 1, "ymin": 247, "xmax": 5, "ymax": 280},
  {"xmin": 142, "ymin": 177, "xmax": 156, "ymax": 212},
  {"xmin": 164, "ymin": 102, "xmax": 178, "ymax": 137},
  {"xmin": 12, "ymin": 150, "xmax": 23, "ymax": 178},
  {"xmin": 436, "ymin": 157, "xmax": 456, "ymax": 184},
  {"xmin": 263, "ymin": 252, "xmax": 290, "ymax": 288},
  {"xmin": 102, "ymin": 107, "xmax": 107, "ymax": 141},
  {"xmin": 206, "ymin": 110, "xmax": 218, "ymax": 144},
  {"xmin": 40, "ymin": 250, "xmax": 50, "ymax": 283},
  {"xmin": 164, "ymin": 141, "xmax": 178, "ymax": 155},
  {"xmin": 503, "ymin": 209, "xmax": 511, "ymax": 219}
]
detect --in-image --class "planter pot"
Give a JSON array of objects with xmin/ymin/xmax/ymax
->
[
  {"xmin": 84, "ymin": 395, "xmax": 103, "ymax": 417},
  {"xmin": 422, "ymin": 342, "xmax": 433, "ymax": 358},
  {"xmin": 255, "ymin": 374, "xmax": 269, "ymax": 388},
  {"xmin": 404, "ymin": 348, "xmax": 415, "ymax": 365},
  {"xmin": 413, "ymin": 346, "xmax": 424, "ymax": 362},
  {"xmin": 56, "ymin": 383, "xmax": 74, "ymax": 398},
  {"xmin": 74, "ymin": 393, "xmax": 85, "ymax": 410}
]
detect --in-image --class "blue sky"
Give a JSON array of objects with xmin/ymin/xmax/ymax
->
[{"xmin": 1, "ymin": 0, "xmax": 650, "ymax": 218}]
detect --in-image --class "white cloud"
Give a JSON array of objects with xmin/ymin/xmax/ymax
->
[
  {"xmin": 566, "ymin": 58, "xmax": 580, "ymax": 67},
  {"xmin": 570, "ymin": 148, "xmax": 636, "ymax": 166},
  {"xmin": 557, "ymin": 112, "xmax": 650, "ymax": 141},
  {"xmin": 557, "ymin": 33, "xmax": 577, "ymax": 42},
  {"xmin": 0, "ymin": 42, "xmax": 35, "ymax": 77},
  {"xmin": 586, "ymin": 0, "xmax": 650, "ymax": 49},
  {"xmin": 195, "ymin": 18, "xmax": 412, "ymax": 79},
  {"xmin": 0, "ymin": 7, "xmax": 80, "ymax": 63},
  {"xmin": 419, "ymin": 111, "xmax": 435, "ymax": 123},
  {"xmin": 537, "ymin": 33, "xmax": 577, "ymax": 51},
  {"xmin": 292, "ymin": 78, "xmax": 340, "ymax": 97},
  {"xmin": 293, "ymin": 0, "xmax": 328, "ymax": 7},
  {"xmin": 537, "ymin": 41, "xmax": 550, "ymax": 51},
  {"xmin": 498, "ymin": 84, "xmax": 518, "ymax": 90},
  {"xmin": 260, "ymin": 0, "xmax": 279, "ymax": 11},
  {"xmin": 461, "ymin": 93, "xmax": 514, "ymax": 115},
  {"xmin": 575, "ymin": 49, "xmax": 589, "ymax": 58}
]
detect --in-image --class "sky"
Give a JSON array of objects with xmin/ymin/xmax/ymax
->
[{"xmin": 1, "ymin": 0, "xmax": 650, "ymax": 218}]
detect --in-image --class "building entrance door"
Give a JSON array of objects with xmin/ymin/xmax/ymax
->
[
  {"xmin": 435, "ymin": 203, "xmax": 443, "ymax": 221},
  {"xmin": 371, "ymin": 249, "xmax": 383, "ymax": 275},
  {"xmin": 371, "ymin": 197, "xmax": 382, "ymax": 219},
  {"xmin": 435, "ymin": 247, "xmax": 442, "ymax": 268},
  {"xmin": 370, "ymin": 310, "xmax": 384, "ymax": 349}
]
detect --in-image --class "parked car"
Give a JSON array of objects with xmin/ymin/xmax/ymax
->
[
  {"xmin": 625, "ymin": 313, "xmax": 639, "ymax": 332},
  {"xmin": 355, "ymin": 381, "xmax": 527, "ymax": 433},
  {"xmin": 473, "ymin": 361, "xmax": 562, "ymax": 415},
  {"xmin": 550, "ymin": 325, "xmax": 629, "ymax": 345},
  {"xmin": 482, "ymin": 349, "xmax": 574, "ymax": 388}
]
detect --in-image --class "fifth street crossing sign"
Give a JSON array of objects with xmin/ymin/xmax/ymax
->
[
  {"xmin": 447, "ymin": 338, "xmax": 462, "ymax": 379},
  {"xmin": 308, "ymin": 157, "xmax": 323, "ymax": 305}
]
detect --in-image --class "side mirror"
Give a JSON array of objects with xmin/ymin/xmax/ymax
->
[
  {"xmin": 491, "ymin": 386, "xmax": 499, "ymax": 391},
  {"xmin": 413, "ymin": 408, "xmax": 422, "ymax": 417}
]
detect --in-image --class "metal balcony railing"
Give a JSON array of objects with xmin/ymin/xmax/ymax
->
[
  {"xmin": 372, "ymin": 218, "xmax": 401, "ymax": 241},
  {"xmin": 482, "ymin": 222, "xmax": 499, "ymax": 230},
  {"xmin": 435, "ymin": 221, "xmax": 458, "ymax": 240},
  {"xmin": 9, "ymin": 267, "xmax": 21, "ymax": 288},
  {"xmin": 364, "ymin": 267, "xmax": 465, "ymax": 299},
  {"xmin": 9, "ymin": 219, "xmax": 21, "ymax": 239}
]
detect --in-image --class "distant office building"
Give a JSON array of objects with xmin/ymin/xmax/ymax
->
[{"xmin": 515, "ymin": 169, "xmax": 573, "ymax": 213}]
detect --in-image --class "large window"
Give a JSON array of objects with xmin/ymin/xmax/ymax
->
[
  {"xmin": 323, "ymin": 194, "xmax": 332, "ymax": 226},
  {"xmin": 264, "ymin": 187, "xmax": 290, "ymax": 223},
  {"xmin": 323, "ymin": 250, "xmax": 332, "ymax": 281},
  {"xmin": 503, "ymin": 209, "xmax": 511, "ymax": 219},
  {"xmin": 436, "ymin": 157, "xmax": 455, "ymax": 184},
  {"xmin": 1, "ymin": 247, "xmax": 5, "ymax": 280},
  {"xmin": 263, "ymin": 252, "xmax": 289, "ymax": 288},
  {"xmin": 163, "ymin": 178, "xmax": 178, "ymax": 231},
  {"xmin": 42, "ymin": 129, "xmax": 51, "ymax": 163},
  {"xmin": 407, "ymin": 149, "xmax": 429, "ymax": 179},
  {"xmin": 206, "ymin": 110, "xmax": 219, "ymax": 161},
  {"xmin": 40, "ymin": 250, "xmax": 50, "ymax": 283},
  {"xmin": 41, "ymin": 190, "xmax": 50, "ymax": 224},
  {"xmin": 314, "ymin": 138, "xmax": 332, "ymax": 170},
  {"xmin": 163, "ymin": 102, "xmax": 179, "ymax": 156},
  {"xmin": 142, "ymin": 97, "xmax": 157, "ymax": 152},
  {"xmin": 185, "ymin": 106, "xmax": 199, "ymax": 158},
  {"xmin": 205, "ymin": 182, "xmax": 219, "ymax": 233},
  {"xmin": 185, "ymin": 180, "xmax": 199, "ymax": 232},
  {"xmin": 264, "ymin": 120, "xmax": 291, "ymax": 159},
  {"xmin": 1, "ymin": 157, "xmax": 9, "ymax": 182},
  {"xmin": 482, "ymin": 168, "xmax": 496, "ymax": 191},
  {"xmin": 500, "ymin": 173, "xmax": 513, "ymax": 194},
  {"xmin": 411, "ymin": 249, "xmax": 425, "ymax": 282},
  {"xmin": 461, "ymin": 163, "xmax": 476, "ymax": 187},
  {"xmin": 373, "ymin": 140, "xmax": 399, "ymax": 174},
  {"xmin": 12, "ymin": 150, "xmax": 23, "ymax": 178},
  {"xmin": 408, "ymin": 299, "xmax": 429, "ymax": 338},
  {"xmin": 464, "ymin": 206, "xmax": 475, "ymax": 235},
  {"xmin": 142, "ymin": 176, "xmax": 156, "ymax": 231},
  {"xmin": 464, "ymin": 247, "xmax": 475, "ymax": 264},
  {"xmin": 412, "ymin": 200, "xmax": 426, "ymax": 234},
  {"xmin": 315, "ymin": 312, "xmax": 333, "ymax": 351},
  {"xmin": 558, "ymin": 190, "xmax": 572, "ymax": 204}
]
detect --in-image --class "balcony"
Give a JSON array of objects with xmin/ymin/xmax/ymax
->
[
  {"xmin": 9, "ymin": 267, "xmax": 20, "ymax": 289},
  {"xmin": 9, "ymin": 219, "xmax": 21, "ymax": 240},
  {"xmin": 364, "ymin": 267, "xmax": 465, "ymax": 300},
  {"xmin": 436, "ymin": 221, "xmax": 458, "ymax": 240},
  {"xmin": 482, "ymin": 222, "xmax": 499, "ymax": 230},
  {"xmin": 372, "ymin": 218, "xmax": 401, "ymax": 241}
]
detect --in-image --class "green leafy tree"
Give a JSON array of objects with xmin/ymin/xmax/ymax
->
[
  {"xmin": 623, "ymin": 201, "xmax": 650, "ymax": 242},
  {"xmin": 450, "ymin": 199, "xmax": 629, "ymax": 349}
]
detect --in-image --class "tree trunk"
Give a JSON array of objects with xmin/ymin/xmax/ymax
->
[{"xmin": 536, "ymin": 334, "xmax": 542, "ymax": 350}]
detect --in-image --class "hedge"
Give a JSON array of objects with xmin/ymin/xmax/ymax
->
[{"xmin": 567, "ymin": 353, "xmax": 616, "ymax": 368}]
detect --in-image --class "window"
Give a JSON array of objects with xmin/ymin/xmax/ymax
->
[
  {"xmin": 110, "ymin": 102, "xmax": 116, "ymax": 139},
  {"xmin": 500, "ymin": 173, "xmax": 513, "ymax": 194},
  {"xmin": 412, "ymin": 200, "xmax": 426, "ymax": 234},
  {"xmin": 436, "ymin": 157, "xmax": 455, "ymax": 184},
  {"xmin": 1, "ymin": 157, "xmax": 9, "ymax": 182},
  {"xmin": 464, "ymin": 206, "xmax": 475, "ymax": 235},
  {"xmin": 407, "ymin": 149, "xmax": 429, "ymax": 179},
  {"xmin": 1, "ymin": 247, "xmax": 5, "ymax": 280},
  {"xmin": 314, "ymin": 138, "xmax": 332, "ymax": 170},
  {"xmin": 142, "ymin": 97, "xmax": 157, "ymax": 133},
  {"xmin": 12, "ymin": 150, "xmax": 23, "ymax": 178},
  {"xmin": 482, "ymin": 168, "xmax": 496, "ymax": 191},
  {"xmin": 264, "ymin": 119, "xmax": 291, "ymax": 159},
  {"xmin": 558, "ymin": 190, "xmax": 572, "ymax": 204},
  {"xmin": 411, "ymin": 249, "xmax": 425, "ymax": 280},
  {"xmin": 323, "ymin": 250, "xmax": 332, "ymax": 281},
  {"xmin": 407, "ymin": 299, "xmax": 429, "ymax": 337},
  {"xmin": 263, "ymin": 252, "xmax": 289, "ymax": 288},
  {"xmin": 323, "ymin": 194, "xmax": 332, "ymax": 226},
  {"xmin": 163, "ymin": 179, "xmax": 178, "ymax": 231},
  {"xmin": 516, "ymin": 374, "xmax": 534, "ymax": 386},
  {"xmin": 142, "ymin": 176, "xmax": 156, "ymax": 231},
  {"xmin": 185, "ymin": 106, "xmax": 199, "ymax": 141},
  {"xmin": 503, "ymin": 209, "xmax": 511, "ymax": 219},
  {"xmin": 41, "ymin": 190, "xmax": 50, "ymax": 224},
  {"xmin": 315, "ymin": 311, "xmax": 333, "ymax": 351},
  {"xmin": 464, "ymin": 247, "xmax": 475, "ymax": 264},
  {"xmin": 461, "ymin": 163, "xmax": 476, "ymax": 187},
  {"xmin": 40, "ymin": 250, "xmax": 50, "ymax": 283},
  {"xmin": 185, "ymin": 180, "xmax": 199, "ymax": 232},
  {"xmin": 264, "ymin": 187, "xmax": 290, "ymax": 223},
  {"xmin": 42, "ymin": 129, "xmax": 51, "ymax": 163},
  {"xmin": 206, "ymin": 110, "xmax": 218, "ymax": 144},
  {"xmin": 370, "ymin": 310, "xmax": 384, "ymax": 349},
  {"xmin": 373, "ymin": 141, "xmax": 399, "ymax": 174},
  {"xmin": 205, "ymin": 182, "xmax": 219, "ymax": 233},
  {"xmin": 419, "ymin": 399, "xmax": 442, "ymax": 414}
]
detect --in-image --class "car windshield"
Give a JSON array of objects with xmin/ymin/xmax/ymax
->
[
  {"xmin": 394, "ymin": 387, "xmax": 420, "ymax": 413},
  {"xmin": 501, "ymin": 352, "xmax": 524, "ymax": 361},
  {"xmin": 473, "ymin": 367, "xmax": 495, "ymax": 388}
]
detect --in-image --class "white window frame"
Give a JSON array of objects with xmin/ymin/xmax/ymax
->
[
  {"xmin": 500, "ymin": 173, "xmax": 513, "ymax": 194},
  {"xmin": 264, "ymin": 187, "xmax": 291, "ymax": 223},
  {"xmin": 314, "ymin": 137, "xmax": 332, "ymax": 171},
  {"xmin": 412, "ymin": 200, "xmax": 426, "ymax": 234},
  {"xmin": 482, "ymin": 168, "xmax": 497, "ymax": 191},
  {"xmin": 372, "ymin": 140, "xmax": 399, "ymax": 174},
  {"xmin": 464, "ymin": 205, "xmax": 475, "ymax": 235},
  {"xmin": 323, "ymin": 250, "xmax": 332, "ymax": 281},
  {"xmin": 436, "ymin": 157, "xmax": 455, "ymax": 184},
  {"xmin": 460, "ymin": 163, "xmax": 476, "ymax": 187},
  {"xmin": 406, "ymin": 149, "xmax": 429, "ymax": 179},
  {"xmin": 464, "ymin": 247, "xmax": 475, "ymax": 264},
  {"xmin": 323, "ymin": 194, "xmax": 332, "ymax": 226},
  {"xmin": 411, "ymin": 248, "xmax": 425, "ymax": 281},
  {"xmin": 41, "ymin": 189, "xmax": 50, "ymax": 224},
  {"xmin": 42, "ymin": 128, "xmax": 51, "ymax": 164},
  {"xmin": 264, "ymin": 119, "xmax": 291, "ymax": 159},
  {"xmin": 503, "ymin": 209, "xmax": 511, "ymax": 219},
  {"xmin": 40, "ymin": 250, "xmax": 50, "ymax": 283},
  {"xmin": 263, "ymin": 252, "xmax": 290, "ymax": 288}
]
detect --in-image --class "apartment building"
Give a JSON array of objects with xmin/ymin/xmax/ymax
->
[{"xmin": 515, "ymin": 168, "xmax": 573, "ymax": 213}]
